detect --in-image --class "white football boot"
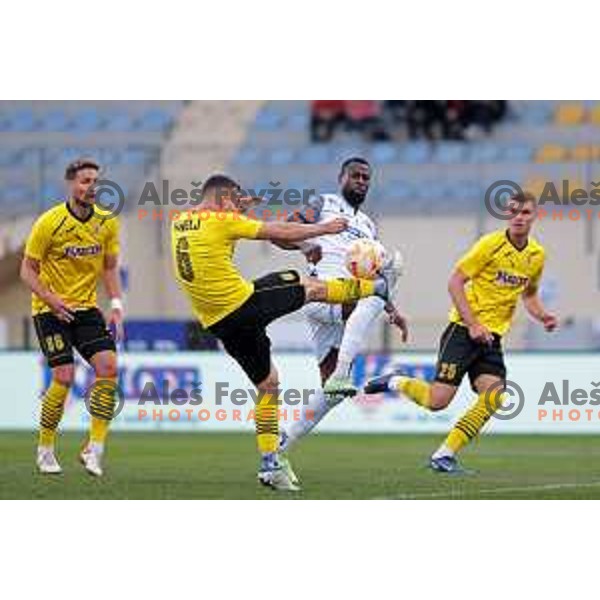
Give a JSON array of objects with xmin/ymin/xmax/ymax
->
[
  {"xmin": 79, "ymin": 444, "xmax": 104, "ymax": 477},
  {"xmin": 36, "ymin": 447, "xmax": 62, "ymax": 475}
]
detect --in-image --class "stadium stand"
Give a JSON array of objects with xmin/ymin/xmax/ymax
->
[
  {"xmin": 0, "ymin": 101, "xmax": 182, "ymax": 218},
  {"xmin": 227, "ymin": 100, "xmax": 600, "ymax": 351},
  {"xmin": 0, "ymin": 101, "xmax": 186, "ymax": 348},
  {"xmin": 2, "ymin": 100, "xmax": 600, "ymax": 352}
]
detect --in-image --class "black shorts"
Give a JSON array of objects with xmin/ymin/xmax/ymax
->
[
  {"xmin": 208, "ymin": 270, "xmax": 306, "ymax": 384},
  {"xmin": 33, "ymin": 308, "xmax": 116, "ymax": 368},
  {"xmin": 434, "ymin": 323, "xmax": 506, "ymax": 391}
]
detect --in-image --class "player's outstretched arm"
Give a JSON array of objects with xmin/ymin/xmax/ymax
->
[
  {"xmin": 271, "ymin": 239, "xmax": 323, "ymax": 263},
  {"xmin": 256, "ymin": 217, "xmax": 347, "ymax": 243},
  {"xmin": 20, "ymin": 256, "xmax": 74, "ymax": 322},
  {"xmin": 522, "ymin": 286, "xmax": 558, "ymax": 332}
]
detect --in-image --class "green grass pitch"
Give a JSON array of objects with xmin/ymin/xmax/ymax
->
[{"xmin": 2, "ymin": 432, "xmax": 600, "ymax": 499}]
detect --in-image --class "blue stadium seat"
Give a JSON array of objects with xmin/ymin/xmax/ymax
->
[
  {"xmin": 298, "ymin": 145, "xmax": 331, "ymax": 165},
  {"xmin": 433, "ymin": 142, "xmax": 466, "ymax": 164},
  {"xmin": 267, "ymin": 148, "xmax": 296, "ymax": 166},
  {"xmin": 137, "ymin": 110, "xmax": 172, "ymax": 131},
  {"xmin": 0, "ymin": 149, "xmax": 24, "ymax": 167},
  {"xmin": 7, "ymin": 110, "xmax": 37, "ymax": 132},
  {"xmin": 104, "ymin": 113, "xmax": 135, "ymax": 132},
  {"xmin": 41, "ymin": 110, "xmax": 70, "ymax": 131},
  {"xmin": 122, "ymin": 148, "xmax": 149, "ymax": 166},
  {"xmin": 254, "ymin": 109, "xmax": 283, "ymax": 131},
  {"xmin": 6, "ymin": 184, "xmax": 34, "ymax": 202},
  {"xmin": 468, "ymin": 142, "xmax": 500, "ymax": 164},
  {"xmin": 11, "ymin": 149, "xmax": 37, "ymax": 167},
  {"xmin": 41, "ymin": 149, "xmax": 65, "ymax": 167},
  {"xmin": 371, "ymin": 143, "xmax": 399, "ymax": 164},
  {"xmin": 512, "ymin": 101, "xmax": 553, "ymax": 125},
  {"xmin": 503, "ymin": 143, "xmax": 533, "ymax": 162},
  {"xmin": 447, "ymin": 180, "xmax": 482, "ymax": 201},
  {"xmin": 59, "ymin": 147, "xmax": 84, "ymax": 164},
  {"xmin": 73, "ymin": 110, "xmax": 101, "ymax": 132},
  {"xmin": 41, "ymin": 182, "xmax": 64, "ymax": 199},
  {"xmin": 385, "ymin": 181, "xmax": 413, "ymax": 200},
  {"xmin": 234, "ymin": 147, "xmax": 261, "ymax": 167},
  {"xmin": 420, "ymin": 180, "xmax": 449, "ymax": 200},
  {"xmin": 285, "ymin": 113, "xmax": 309, "ymax": 132},
  {"xmin": 399, "ymin": 142, "xmax": 431, "ymax": 164},
  {"xmin": 95, "ymin": 148, "xmax": 121, "ymax": 165}
]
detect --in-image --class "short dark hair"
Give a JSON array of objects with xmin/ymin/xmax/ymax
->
[
  {"xmin": 64, "ymin": 158, "xmax": 100, "ymax": 181},
  {"xmin": 510, "ymin": 190, "xmax": 537, "ymax": 207},
  {"xmin": 339, "ymin": 157, "xmax": 371, "ymax": 177},
  {"xmin": 201, "ymin": 174, "xmax": 240, "ymax": 197}
]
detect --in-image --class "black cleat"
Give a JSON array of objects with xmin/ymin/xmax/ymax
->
[{"xmin": 364, "ymin": 371, "xmax": 403, "ymax": 395}]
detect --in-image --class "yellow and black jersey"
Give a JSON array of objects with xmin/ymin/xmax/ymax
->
[
  {"xmin": 171, "ymin": 210, "xmax": 263, "ymax": 328},
  {"xmin": 24, "ymin": 201, "xmax": 120, "ymax": 316},
  {"xmin": 448, "ymin": 229, "xmax": 545, "ymax": 336}
]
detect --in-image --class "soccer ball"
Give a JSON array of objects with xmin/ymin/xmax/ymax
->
[{"xmin": 345, "ymin": 239, "xmax": 387, "ymax": 279}]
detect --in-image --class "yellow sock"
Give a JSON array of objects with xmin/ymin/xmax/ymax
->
[
  {"xmin": 39, "ymin": 380, "xmax": 70, "ymax": 448},
  {"xmin": 89, "ymin": 378, "xmax": 118, "ymax": 445},
  {"xmin": 325, "ymin": 278, "xmax": 375, "ymax": 303},
  {"xmin": 394, "ymin": 377, "xmax": 432, "ymax": 409},
  {"xmin": 445, "ymin": 389, "xmax": 504, "ymax": 454},
  {"xmin": 256, "ymin": 391, "xmax": 279, "ymax": 454}
]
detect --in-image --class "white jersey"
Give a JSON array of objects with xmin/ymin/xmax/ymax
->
[{"xmin": 301, "ymin": 193, "xmax": 377, "ymax": 279}]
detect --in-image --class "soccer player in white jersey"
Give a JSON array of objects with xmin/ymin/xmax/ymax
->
[{"xmin": 275, "ymin": 158, "xmax": 407, "ymax": 468}]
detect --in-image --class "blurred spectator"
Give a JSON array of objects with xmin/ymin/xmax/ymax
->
[
  {"xmin": 406, "ymin": 101, "xmax": 449, "ymax": 140},
  {"xmin": 384, "ymin": 100, "xmax": 408, "ymax": 127},
  {"xmin": 445, "ymin": 100, "xmax": 467, "ymax": 139},
  {"xmin": 310, "ymin": 100, "xmax": 345, "ymax": 143},
  {"xmin": 344, "ymin": 100, "xmax": 390, "ymax": 141},
  {"xmin": 310, "ymin": 100, "xmax": 507, "ymax": 143},
  {"xmin": 463, "ymin": 101, "xmax": 507, "ymax": 137}
]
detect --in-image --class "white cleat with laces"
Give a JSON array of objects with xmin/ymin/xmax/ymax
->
[
  {"xmin": 80, "ymin": 445, "xmax": 104, "ymax": 477},
  {"xmin": 37, "ymin": 447, "xmax": 62, "ymax": 475}
]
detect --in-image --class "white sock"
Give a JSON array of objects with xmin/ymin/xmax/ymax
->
[
  {"xmin": 285, "ymin": 389, "xmax": 331, "ymax": 449},
  {"xmin": 389, "ymin": 375, "xmax": 406, "ymax": 392},
  {"xmin": 88, "ymin": 441, "xmax": 104, "ymax": 456},
  {"xmin": 332, "ymin": 296, "xmax": 386, "ymax": 379},
  {"xmin": 432, "ymin": 444, "xmax": 454, "ymax": 460}
]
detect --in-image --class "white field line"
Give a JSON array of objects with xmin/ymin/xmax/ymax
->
[{"xmin": 373, "ymin": 481, "xmax": 600, "ymax": 500}]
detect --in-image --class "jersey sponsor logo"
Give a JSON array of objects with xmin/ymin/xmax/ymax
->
[
  {"xmin": 495, "ymin": 270, "xmax": 529, "ymax": 287},
  {"xmin": 344, "ymin": 225, "xmax": 372, "ymax": 240},
  {"xmin": 173, "ymin": 220, "xmax": 200, "ymax": 232},
  {"xmin": 64, "ymin": 244, "xmax": 102, "ymax": 258}
]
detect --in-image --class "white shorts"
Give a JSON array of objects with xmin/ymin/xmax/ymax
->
[{"xmin": 303, "ymin": 302, "xmax": 345, "ymax": 363}]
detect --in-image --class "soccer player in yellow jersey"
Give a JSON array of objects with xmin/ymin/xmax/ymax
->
[
  {"xmin": 171, "ymin": 174, "xmax": 391, "ymax": 491},
  {"xmin": 365, "ymin": 191, "xmax": 558, "ymax": 473},
  {"xmin": 20, "ymin": 159, "xmax": 124, "ymax": 477}
]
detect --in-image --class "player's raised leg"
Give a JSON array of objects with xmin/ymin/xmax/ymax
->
[
  {"xmin": 303, "ymin": 273, "xmax": 390, "ymax": 306},
  {"xmin": 365, "ymin": 321, "xmax": 466, "ymax": 412},
  {"xmin": 365, "ymin": 372, "xmax": 457, "ymax": 411},
  {"xmin": 328, "ymin": 250, "xmax": 405, "ymax": 395}
]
